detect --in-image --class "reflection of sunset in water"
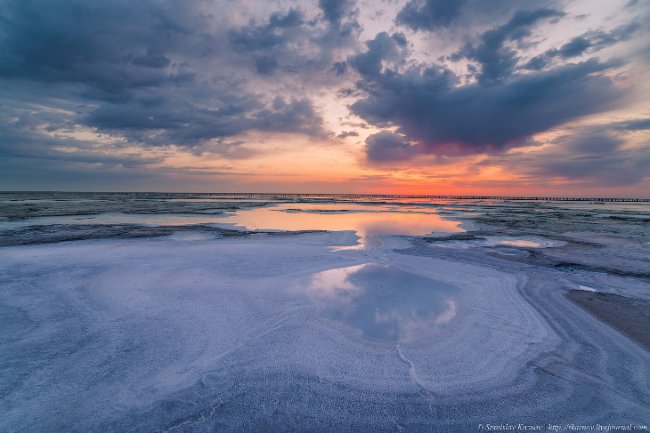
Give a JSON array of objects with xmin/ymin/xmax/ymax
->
[{"xmin": 219, "ymin": 202, "xmax": 464, "ymax": 248}]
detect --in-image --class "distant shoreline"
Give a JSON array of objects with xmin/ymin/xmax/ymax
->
[{"xmin": 1, "ymin": 191, "xmax": 649, "ymax": 202}]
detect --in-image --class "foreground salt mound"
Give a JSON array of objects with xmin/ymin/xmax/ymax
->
[{"xmin": 1, "ymin": 230, "xmax": 648, "ymax": 432}]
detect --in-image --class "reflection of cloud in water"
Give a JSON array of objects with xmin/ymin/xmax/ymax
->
[{"xmin": 306, "ymin": 264, "xmax": 458, "ymax": 343}]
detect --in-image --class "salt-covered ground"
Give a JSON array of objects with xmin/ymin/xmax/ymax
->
[{"xmin": 1, "ymin": 194, "xmax": 649, "ymax": 432}]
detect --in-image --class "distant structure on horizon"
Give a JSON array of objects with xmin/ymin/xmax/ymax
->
[{"xmin": 2, "ymin": 191, "xmax": 649, "ymax": 202}]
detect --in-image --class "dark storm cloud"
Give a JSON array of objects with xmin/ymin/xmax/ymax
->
[
  {"xmin": 256, "ymin": 97, "xmax": 328, "ymax": 136},
  {"xmin": 0, "ymin": 0, "xmax": 647, "ymax": 192},
  {"xmin": 85, "ymin": 96, "xmax": 327, "ymax": 146},
  {"xmin": 317, "ymin": 0, "xmax": 360, "ymax": 48},
  {"xmin": 612, "ymin": 118, "xmax": 650, "ymax": 131},
  {"xmin": 351, "ymin": 43, "xmax": 622, "ymax": 159},
  {"xmin": 337, "ymin": 130, "xmax": 359, "ymax": 139},
  {"xmin": 318, "ymin": 0, "xmax": 355, "ymax": 25},
  {"xmin": 253, "ymin": 55, "xmax": 280, "ymax": 75},
  {"xmin": 0, "ymin": 0, "xmax": 206, "ymax": 94},
  {"xmin": 83, "ymin": 84, "xmax": 326, "ymax": 147},
  {"xmin": 477, "ymin": 118, "xmax": 650, "ymax": 187},
  {"xmin": 228, "ymin": 8, "xmax": 304, "ymax": 53},
  {"xmin": 396, "ymin": 0, "xmax": 466, "ymax": 31},
  {"xmin": 524, "ymin": 23, "xmax": 640, "ymax": 70},
  {"xmin": 557, "ymin": 37, "xmax": 592, "ymax": 58},
  {"xmin": 227, "ymin": 1, "xmax": 359, "ymax": 77},
  {"xmin": 333, "ymin": 61, "xmax": 347, "ymax": 75},
  {"xmin": 0, "ymin": 0, "xmax": 335, "ymax": 160},
  {"xmin": 132, "ymin": 49, "xmax": 172, "ymax": 69},
  {"xmin": 522, "ymin": 129, "xmax": 650, "ymax": 186},
  {"xmin": 453, "ymin": 8, "xmax": 564, "ymax": 84},
  {"xmin": 395, "ymin": 0, "xmax": 563, "ymax": 32},
  {"xmin": 227, "ymin": 8, "xmax": 341, "ymax": 76},
  {"xmin": 349, "ymin": 6, "xmax": 635, "ymax": 163},
  {"xmin": 0, "ymin": 109, "xmax": 162, "ymax": 168},
  {"xmin": 365, "ymin": 131, "xmax": 416, "ymax": 162},
  {"xmin": 349, "ymin": 32, "xmax": 408, "ymax": 78}
]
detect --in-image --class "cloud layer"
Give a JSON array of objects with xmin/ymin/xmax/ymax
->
[{"xmin": 0, "ymin": 0, "xmax": 648, "ymax": 192}]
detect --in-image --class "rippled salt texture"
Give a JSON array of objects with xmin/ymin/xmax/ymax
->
[{"xmin": 1, "ymin": 192, "xmax": 649, "ymax": 433}]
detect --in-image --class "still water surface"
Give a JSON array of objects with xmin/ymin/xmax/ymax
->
[
  {"xmin": 304, "ymin": 264, "xmax": 459, "ymax": 343},
  {"xmin": 219, "ymin": 202, "xmax": 464, "ymax": 247}
]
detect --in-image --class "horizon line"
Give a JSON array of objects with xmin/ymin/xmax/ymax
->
[{"xmin": 2, "ymin": 191, "xmax": 649, "ymax": 202}]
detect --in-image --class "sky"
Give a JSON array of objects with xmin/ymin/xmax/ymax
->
[{"xmin": 0, "ymin": 0, "xmax": 649, "ymax": 196}]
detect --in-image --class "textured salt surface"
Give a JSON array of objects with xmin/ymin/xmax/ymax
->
[{"xmin": 1, "ymin": 195, "xmax": 649, "ymax": 432}]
